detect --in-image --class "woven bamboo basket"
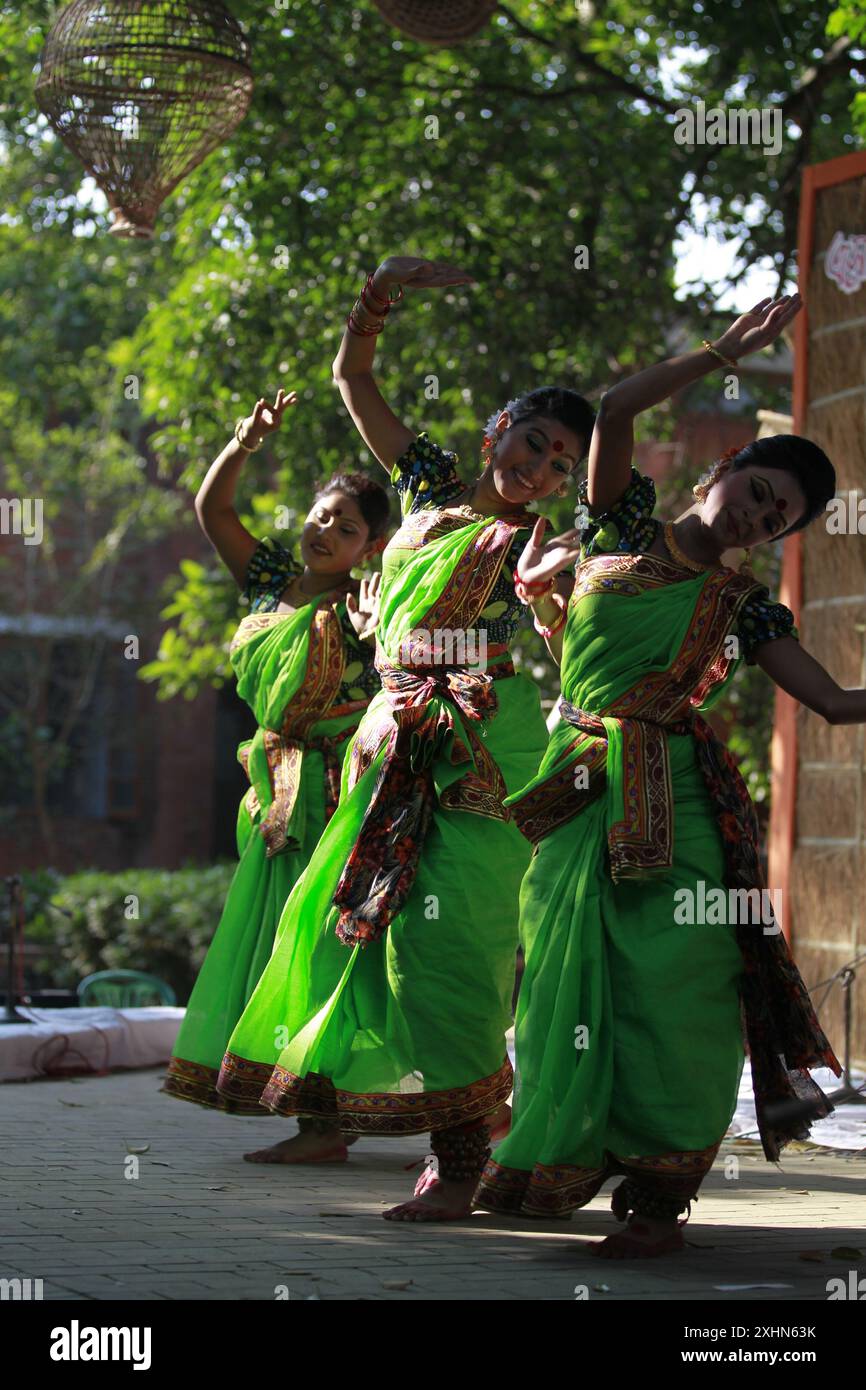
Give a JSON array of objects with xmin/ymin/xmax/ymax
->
[
  {"xmin": 372, "ymin": 0, "xmax": 499, "ymax": 45},
  {"xmin": 35, "ymin": 0, "xmax": 253, "ymax": 238}
]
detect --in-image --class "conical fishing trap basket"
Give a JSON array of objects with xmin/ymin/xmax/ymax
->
[
  {"xmin": 35, "ymin": 0, "xmax": 253, "ymax": 238},
  {"xmin": 372, "ymin": 1, "xmax": 499, "ymax": 45}
]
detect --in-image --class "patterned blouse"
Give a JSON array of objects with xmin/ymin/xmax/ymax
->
[
  {"xmin": 240, "ymin": 537, "xmax": 380, "ymax": 702},
  {"xmin": 391, "ymin": 431, "xmax": 560, "ymax": 648},
  {"xmin": 575, "ymin": 466, "xmax": 799, "ymax": 664}
]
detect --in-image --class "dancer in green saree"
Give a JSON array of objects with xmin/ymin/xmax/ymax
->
[
  {"xmin": 476, "ymin": 292, "xmax": 853, "ymax": 1255},
  {"xmin": 163, "ymin": 390, "xmax": 390, "ymax": 1164},
  {"xmin": 216, "ymin": 257, "xmax": 595, "ymax": 1217}
]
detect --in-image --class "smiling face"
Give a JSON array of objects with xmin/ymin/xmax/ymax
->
[
  {"xmin": 300, "ymin": 490, "xmax": 375, "ymax": 573},
  {"xmin": 487, "ymin": 412, "xmax": 586, "ymax": 505},
  {"xmin": 701, "ymin": 464, "xmax": 808, "ymax": 550}
]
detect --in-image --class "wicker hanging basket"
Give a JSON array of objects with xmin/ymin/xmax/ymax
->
[
  {"xmin": 372, "ymin": 1, "xmax": 499, "ymax": 46},
  {"xmin": 35, "ymin": 1, "xmax": 253, "ymax": 239}
]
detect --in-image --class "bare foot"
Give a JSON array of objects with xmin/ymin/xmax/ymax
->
[
  {"xmin": 383, "ymin": 1176, "xmax": 477, "ymax": 1222},
  {"xmin": 243, "ymin": 1129, "xmax": 349, "ymax": 1164},
  {"xmin": 591, "ymin": 1216, "xmax": 685, "ymax": 1259}
]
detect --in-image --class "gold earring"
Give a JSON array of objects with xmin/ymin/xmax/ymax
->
[
  {"xmin": 738, "ymin": 548, "xmax": 755, "ymax": 578},
  {"xmin": 692, "ymin": 481, "xmax": 709, "ymax": 501}
]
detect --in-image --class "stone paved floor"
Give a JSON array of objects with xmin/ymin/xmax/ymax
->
[{"xmin": 2, "ymin": 1068, "xmax": 864, "ymax": 1301}]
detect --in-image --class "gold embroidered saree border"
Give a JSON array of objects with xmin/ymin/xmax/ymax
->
[
  {"xmin": 476, "ymin": 1141, "xmax": 722, "ymax": 1217},
  {"xmin": 217, "ymin": 1052, "xmax": 513, "ymax": 1135},
  {"xmin": 161, "ymin": 1056, "xmax": 275, "ymax": 1116}
]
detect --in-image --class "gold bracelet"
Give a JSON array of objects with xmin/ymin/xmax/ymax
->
[
  {"xmin": 234, "ymin": 417, "xmax": 262, "ymax": 452},
  {"xmin": 702, "ymin": 339, "xmax": 738, "ymax": 370}
]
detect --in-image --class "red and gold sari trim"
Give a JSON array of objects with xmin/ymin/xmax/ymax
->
[
  {"xmin": 476, "ymin": 1142, "xmax": 721, "ymax": 1217},
  {"xmin": 162, "ymin": 1055, "xmax": 275, "ymax": 1116},
  {"xmin": 239, "ymin": 606, "xmax": 348, "ymax": 856},
  {"xmin": 216, "ymin": 1052, "xmax": 513, "ymax": 1135}
]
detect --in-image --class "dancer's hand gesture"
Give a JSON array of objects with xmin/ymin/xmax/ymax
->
[
  {"xmin": 239, "ymin": 388, "xmax": 297, "ymax": 448},
  {"xmin": 517, "ymin": 517, "xmax": 584, "ymax": 590},
  {"xmin": 373, "ymin": 256, "xmax": 476, "ymax": 292},
  {"xmin": 714, "ymin": 293, "xmax": 802, "ymax": 362},
  {"xmin": 346, "ymin": 572, "xmax": 381, "ymax": 642}
]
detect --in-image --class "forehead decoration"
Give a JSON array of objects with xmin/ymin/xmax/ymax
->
[{"xmin": 552, "ymin": 439, "xmax": 564, "ymax": 452}]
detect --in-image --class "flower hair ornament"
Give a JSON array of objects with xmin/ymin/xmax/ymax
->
[{"xmin": 692, "ymin": 444, "xmax": 748, "ymax": 502}]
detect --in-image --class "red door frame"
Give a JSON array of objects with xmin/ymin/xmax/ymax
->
[{"xmin": 768, "ymin": 149, "xmax": 866, "ymax": 941}]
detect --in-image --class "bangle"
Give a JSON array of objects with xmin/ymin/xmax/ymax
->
[
  {"xmin": 702, "ymin": 339, "xmax": 738, "ymax": 369},
  {"xmin": 514, "ymin": 564, "xmax": 555, "ymax": 596},
  {"xmin": 533, "ymin": 597, "xmax": 567, "ymax": 640},
  {"xmin": 515, "ymin": 577, "xmax": 554, "ymax": 606},
  {"xmin": 364, "ymin": 273, "xmax": 403, "ymax": 309},
  {"xmin": 234, "ymin": 417, "xmax": 262, "ymax": 452},
  {"xmin": 347, "ymin": 306, "xmax": 385, "ymax": 337}
]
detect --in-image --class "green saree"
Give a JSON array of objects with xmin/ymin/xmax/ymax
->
[
  {"xmin": 163, "ymin": 539, "xmax": 376, "ymax": 1112},
  {"xmin": 477, "ymin": 468, "xmax": 839, "ymax": 1217},
  {"xmin": 216, "ymin": 434, "xmax": 548, "ymax": 1132}
]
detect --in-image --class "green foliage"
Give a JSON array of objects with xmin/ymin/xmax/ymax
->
[
  {"xmin": 2, "ymin": 0, "xmax": 862, "ymax": 812},
  {"xmin": 828, "ymin": 2, "xmax": 866, "ymax": 140},
  {"xmin": 24, "ymin": 864, "xmax": 236, "ymax": 1004}
]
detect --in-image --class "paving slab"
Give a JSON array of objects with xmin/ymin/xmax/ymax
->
[{"xmin": 1, "ymin": 1067, "xmax": 864, "ymax": 1302}]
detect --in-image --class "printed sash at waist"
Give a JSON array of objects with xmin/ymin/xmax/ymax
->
[
  {"xmin": 238, "ymin": 718, "xmax": 359, "ymax": 858},
  {"xmin": 332, "ymin": 647, "xmax": 515, "ymax": 948},
  {"xmin": 510, "ymin": 698, "xmax": 695, "ymax": 879}
]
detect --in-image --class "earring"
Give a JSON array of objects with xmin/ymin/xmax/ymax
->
[
  {"xmin": 692, "ymin": 482, "xmax": 709, "ymax": 501},
  {"xmin": 481, "ymin": 428, "xmax": 504, "ymax": 467},
  {"xmin": 738, "ymin": 548, "xmax": 755, "ymax": 578}
]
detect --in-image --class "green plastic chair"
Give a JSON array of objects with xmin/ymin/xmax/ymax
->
[{"xmin": 76, "ymin": 969, "xmax": 177, "ymax": 1008}]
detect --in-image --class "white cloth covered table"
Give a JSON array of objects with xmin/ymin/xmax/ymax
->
[{"xmin": 0, "ymin": 1006, "xmax": 184, "ymax": 1083}]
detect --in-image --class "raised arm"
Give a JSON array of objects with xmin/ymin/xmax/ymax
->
[
  {"xmin": 755, "ymin": 636, "xmax": 866, "ymax": 725},
  {"xmin": 332, "ymin": 256, "xmax": 476, "ymax": 472},
  {"xmin": 586, "ymin": 294, "xmax": 803, "ymax": 516},
  {"xmin": 195, "ymin": 389, "xmax": 294, "ymax": 587}
]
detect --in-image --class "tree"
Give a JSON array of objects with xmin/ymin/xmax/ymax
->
[{"xmin": 1, "ymin": 1, "xmax": 861, "ymax": 823}]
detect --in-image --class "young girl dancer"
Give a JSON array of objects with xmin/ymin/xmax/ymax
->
[
  {"xmin": 163, "ymin": 391, "xmax": 390, "ymax": 1165},
  {"xmin": 216, "ymin": 258, "xmax": 595, "ymax": 1217},
  {"xmin": 476, "ymin": 293, "xmax": 846, "ymax": 1255}
]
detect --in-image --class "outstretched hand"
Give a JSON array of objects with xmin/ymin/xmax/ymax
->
[
  {"xmin": 715, "ymin": 293, "xmax": 802, "ymax": 361},
  {"xmin": 517, "ymin": 516, "xmax": 584, "ymax": 590},
  {"xmin": 241, "ymin": 388, "xmax": 297, "ymax": 445},
  {"xmin": 375, "ymin": 256, "xmax": 476, "ymax": 292},
  {"xmin": 346, "ymin": 572, "xmax": 382, "ymax": 642}
]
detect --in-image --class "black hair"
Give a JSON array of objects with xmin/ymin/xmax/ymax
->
[
  {"xmin": 493, "ymin": 386, "xmax": 596, "ymax": 465},
  {"xmin": 311, "ymin": 471, "xmax": 391, "ymax": 540},
  {"xmin": 721, "ymin": 436, "xmax": 836, "ymax": 537}
]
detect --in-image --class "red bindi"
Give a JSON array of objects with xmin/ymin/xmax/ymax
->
[
  {"xmin": 776, "ymin": 497, "xmax": 787, "ymax": 511},
  {"xmin": 552, "ymin": 440, "xmax": 564, "ymax": 452}
]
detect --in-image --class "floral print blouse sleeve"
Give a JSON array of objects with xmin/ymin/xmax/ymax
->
[
  {"xmin": 391, "ymin": 432, "xmax": 465, "ymax": 518},
  {"xmin": 736, "ymin": 588, "xmax": 799, "ymax": 665},
  {"xmin": 241, "ymin": 536, "xmax": 301, "ymax": 612},
  {"xmin": 575, "ymin": 466, "xmax": 658, "ymax": 560}
]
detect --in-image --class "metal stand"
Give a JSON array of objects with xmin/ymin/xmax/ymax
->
[
  {"xmin": 1, "ymin": 875, "xmax": 33, "ymax": 1025},
  {"xmin": 834, "ymin": 966, "xmax": 866, "ymax": 1104}
]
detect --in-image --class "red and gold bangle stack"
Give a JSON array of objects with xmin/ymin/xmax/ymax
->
[
  {"xmin": 514, "ymin": 567, "xmax": 554, "ymax": 606},
  {"xmin": 532, "ymin": 591, "xmax": 567, "ymax": 640},
  {"xmin": 347, "ymin": 272, "xmax": 405, "ymax": 337},
  {"xmin": 514, "ymin": 566, "xmax": 567, "ymax": 639}
]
